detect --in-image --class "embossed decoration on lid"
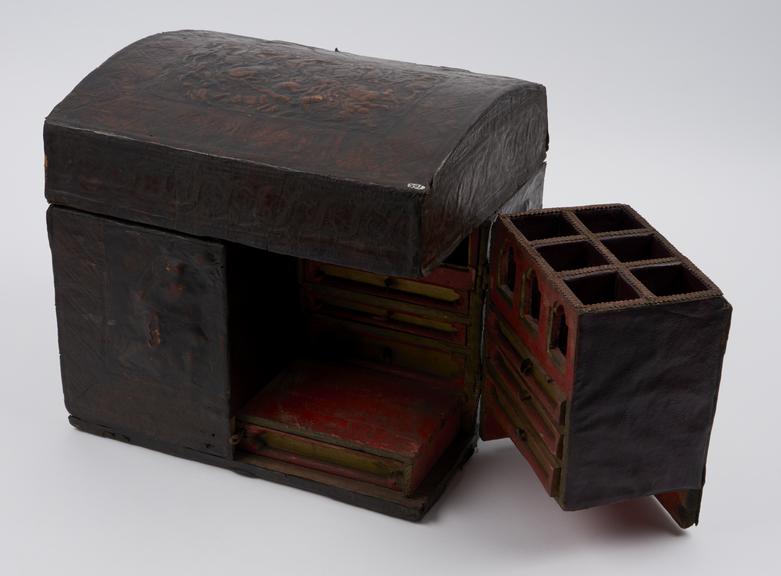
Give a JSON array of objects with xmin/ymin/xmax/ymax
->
[{"xmin": 45, "ymin": 30, "xmax": 548, "ymax": 277}]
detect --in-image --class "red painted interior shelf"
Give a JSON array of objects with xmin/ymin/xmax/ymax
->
[{"xmin": 238, "ymin": 359, "xmax": 462, "ymax": 495}]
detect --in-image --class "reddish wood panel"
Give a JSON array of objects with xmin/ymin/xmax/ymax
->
[{"xmin": 238, "ymin": 360, "xmax": 462, "ymax": 495}]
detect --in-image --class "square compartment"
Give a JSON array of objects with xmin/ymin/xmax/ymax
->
[
  {"xmin": 631, "ymin": 264, "xmax": 708, "ymax": 297},
  {"xmin": 510, "ymin": 212, "xmax": 577, "ymax": 241},
  {"xmin": 565, "ymin": 272, "xmax": 640, "ymax": 305},
  {"xmin": 601, "ymin": 234, "xmax": 672, "ymax": 262},
  {"xmin": 575, "ymin": 206, "xmax": 644, "ymax": 233},
  {"xmin": 537, "ymin": 241, "xmax": 608, "ymax": 271}
]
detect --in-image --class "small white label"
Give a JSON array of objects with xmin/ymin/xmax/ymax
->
[{"xmin": 407, "ymin": 183, "xmax": 426, "ymax": 191}]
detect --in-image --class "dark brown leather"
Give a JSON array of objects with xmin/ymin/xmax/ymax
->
[
  {"xmin": 44, "ymin": 30, "xmax": 548, "ymax": 277},
  {"xmin": 564, "ymin": 298, "xmax": 731, "ymax": 510},
  {"xmin": 48, "ymin": 206, "xmax": 233, "ymax": 457}
]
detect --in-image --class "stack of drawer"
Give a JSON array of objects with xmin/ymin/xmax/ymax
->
[
  {"xmin": 301, "ymin": 230, "xmax": 486, "ymax": 405},
  {"xmin": 482, "ymin": 311, "xmax": 566, "ymax": 496},
  {"xmin": 236, "ymin": 359, "xmax": 463, "ymax": 496},
  {"xmin": 234, "ymin": 231, "xmax": 487, "ymax": 497}
]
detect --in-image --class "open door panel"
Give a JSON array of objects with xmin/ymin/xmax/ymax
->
[{"xmin": 481, "ymin": 205, "xmax": 731, "ymax": 529}]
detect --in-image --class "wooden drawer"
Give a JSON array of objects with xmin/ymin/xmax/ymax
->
[
  {"xmin": 236, "ymin": 359, "xmax": 463, "ymax": 496},
  {"xmin": 303, "ymin": 284, "xmax": 469, "ymax": 346},
  {"xmin": 486, "ymin": 313, "xmax": 567, "ymax": 426},
  {"xmin": 487, "ymin": 350, "xmax": 564, "ymax": 459},
  {"xmin": 238, "ymin": 422, "xmax": 406, "ymax": 491},
  {"xmin": 483, "ymin": 376, "xmax": 561, "ymax": 496},
  {"xmin": 304, "ymin": 261, "xmax": 472, "ymax": 315},
  {"xmin": 308, "ymin": 316, "xmax": 467, "ymax": 386}
]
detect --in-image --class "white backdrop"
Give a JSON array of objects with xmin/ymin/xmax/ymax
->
[{"xmin": 1, "ymin": 1, "xmax": 778, "ymax": 574}]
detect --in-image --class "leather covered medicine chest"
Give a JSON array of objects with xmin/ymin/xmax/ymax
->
[{"xmin": 45, "ymin": 30, "xmax": 730, "ymax": 527}]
